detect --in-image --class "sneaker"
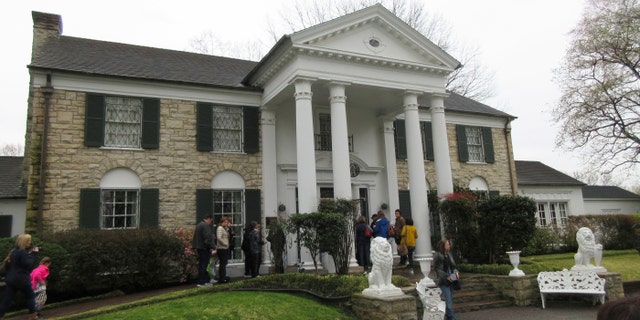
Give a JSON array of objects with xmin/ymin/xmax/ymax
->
[
  {"xmin": 244, "ymin": 274, "xmax": 251, "ymax": 278},
  {"xmin": 209, "ymin": 279, "xmax": 218, "ymax": 284},
  {"xmin": 197, "ymin": 282, "xmax": 213, "ymax": 287}
]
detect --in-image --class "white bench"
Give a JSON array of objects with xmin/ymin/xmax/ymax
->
[
  {"xmin": 537, "ymin": 269, "xmax": 606, "ymax": 309},
  {"xmin": 416, "ymin": 281, "xmax": 445, "ymax": 320}
]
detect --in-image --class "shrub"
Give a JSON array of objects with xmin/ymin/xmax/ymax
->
[
  {"xmin": 439, "ymin": 192, "xmax": 479, "ymax": 262},
  {"xmin": 477, "ymin": 195, "xmax": 537, "ymax": 263},
  {"xmin": 522, "ymin": 227, "xmax": 563, "ymax": 256},
  {"xmin": 562, "ymin": 215, "xmax": 640, "ymax": 250}
]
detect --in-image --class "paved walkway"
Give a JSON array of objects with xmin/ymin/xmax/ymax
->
[{"xmin": 457, "ymin": 301, "xmax": 598, "ymax": 320}]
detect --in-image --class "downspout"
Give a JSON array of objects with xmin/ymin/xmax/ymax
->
[
  {"xmin": 37, "ymin": 73, "xmax": 54, "ymax": 237},
  {"xmin": 503, "ymin": 118, "xmax": 517, "ymax": 195}
]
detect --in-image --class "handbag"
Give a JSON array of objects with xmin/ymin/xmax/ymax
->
[
  {"xmin": 450, "ymin": 273, "xmax": 461, "ymax": 290},
  {"xmin": 364, "ymin": 225, "xmax": 372, "ymax": 238},
  {"xmin": 397, "ymin": 243, "xmax": 408, "ymax": 256},
  {"xmin": 0, "ymin": 250, "xmax": 12, "ymax": 276}
]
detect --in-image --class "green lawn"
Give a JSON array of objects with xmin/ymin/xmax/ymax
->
[
  {"xmin": 521, "ymin": 249, "xmax": 640, "ymax": 281},
  {"xmin": 62, "ymin": 291, "xmax": 357, "ymax": 320}
]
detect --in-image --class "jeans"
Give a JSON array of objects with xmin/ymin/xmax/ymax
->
[
  {"xmin": 407, "ymin": 246, "xmax": 415, "ymax": 267},
  {"xmin": 440, "ymin": 283, "xmax": 457, "ymax": 320},
  {"xmin": 197, "ymin": 248, "xmax": 212, "ymax": 285},
  {"xmin": 217, "ymin": 249, "xmax": 229, "ymax": 282}
]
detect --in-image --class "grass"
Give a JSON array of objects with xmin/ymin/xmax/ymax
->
[
  {"xmin": 521, "ymin": 249, "xmax": 640, "ymax": 281},
  {"xmin": 81, "ymin": 291, "xmax": 357, "ymax": 320}
]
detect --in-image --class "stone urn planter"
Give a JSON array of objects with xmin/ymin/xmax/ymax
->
[{"xmin": 507, "ymin": 250, "xmax": 525, "ymax": 277}]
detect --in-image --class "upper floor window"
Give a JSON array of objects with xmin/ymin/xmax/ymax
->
[
  {"xmin": 196, "ymin": 103, "xmax": 259, "ymax": 154},
  {"xmin": 104, "ymin": 97, "xmax": 142, "ymax": 148},
  {"xmin": 456, "ymin": 125, "xmax": 494, "ymax": 163},
  {"xmin": 393, "ymin": 120, "xmax": 434, "ymax": 161},
  {"xmin": 84, "ymin": 93, "xmax": 160, "ymax": 150},
  {"xmin": 212, "ymin": 106, "xmax": 243, "ymax": 152}
]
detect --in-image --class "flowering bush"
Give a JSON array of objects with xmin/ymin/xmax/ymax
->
[{"xmin": 172, "ymin": 227, "xmax": 198, "ymax": 283}]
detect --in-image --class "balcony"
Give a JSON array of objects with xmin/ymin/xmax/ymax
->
[{"xmin": 314, "ymin": 133, "xmax": 353, "ymax": 152}]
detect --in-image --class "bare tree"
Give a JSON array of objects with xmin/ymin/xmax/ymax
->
[
  {"xmin": 0, "ymin": 143, "xmax": 24, "ymax": 156},
  {"xmin": 554, "ymin": 0, "xmax": 640, "ymax": 175},
  {"xmin": 188, "ymin": 30, "xmax": 265, "ymax": 62}
]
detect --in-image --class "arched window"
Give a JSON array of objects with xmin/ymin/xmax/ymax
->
[
  {"xmin": 469, "ymin": 176, "xmax": 489, "ymax": 200},
  {"xmin": 80, "ymin": 168, "xmax": 159, "ymax": 229}
]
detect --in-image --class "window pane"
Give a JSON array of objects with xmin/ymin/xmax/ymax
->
[
  {"xmin": 212, "ymin": 106, "xmax": 242, "ymax": 152},
  {"xmin": 104, "ymin": 97, "xmax": 142, "ymax": 148},
  {"xmin": 101, "ymin": 189, "xmax": 139, "ymax": 229},
  {"xmin": 212, "ymin": 190, "xmax": 245, "ymax": 262},
  {"xmin": 465, "ymin": 127, "xmax": 485, "ymax": 162},
  {"xmin": 537, "ymin": 203, "xmax": 547, "ymax": 227}
]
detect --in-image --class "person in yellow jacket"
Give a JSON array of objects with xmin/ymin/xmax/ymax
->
[{"xmin": 401, "ymin": 218, "xmax": 418, "ymax": 268}]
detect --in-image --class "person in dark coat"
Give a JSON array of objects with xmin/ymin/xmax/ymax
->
[
  {"xmin": 0, "ymin": 234, "xmax": 40, "ymax": 320},
  {"xmin": 242, "ymin": 221, "xmax": 257, "ymax": 277},
  {"xmin": 355, "ymin": 215, "xmax": 372, "ymax": 274},
  {"xmin": 191, "ymin": 214, "xmax": 214, "ymax": 287},
  {"xmin": 249, "ymin": 224, "xmax": 265, "ymax": 278}
]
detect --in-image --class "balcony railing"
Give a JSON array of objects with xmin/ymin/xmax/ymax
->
[{"xmin": 314, "ymin": 133, "xmax": 353, "ymax": 152}]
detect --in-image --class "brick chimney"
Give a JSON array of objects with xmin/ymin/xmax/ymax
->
[{"xmin": 31, "ymin": 11, "xmax": 62, "ymax": 61}]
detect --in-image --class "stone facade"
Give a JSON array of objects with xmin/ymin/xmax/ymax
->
[{"xmin": 24, "ymin": 88, "xmax": 262, "ymax": 232}]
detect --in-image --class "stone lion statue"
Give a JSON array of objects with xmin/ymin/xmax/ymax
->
[
  {"xmin": 571, "ymin": 227, "xmax": 604, "ymax": 271},
  {"xmin": 362, "ymin": 237, "xmax": 403, "ymax": 297}
]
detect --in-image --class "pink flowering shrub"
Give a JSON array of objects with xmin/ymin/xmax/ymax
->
[{"xmin": 172, "ymin": 227, "xmax": 198, "ymax": 283}]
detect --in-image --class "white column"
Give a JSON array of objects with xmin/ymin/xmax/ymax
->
[
  {"xmin": 329, "ymin": 82, "xmax": 352, "ymax": 199},
  {"xmin": 261, "ymin": 109, "xmax": 277, "ymax": 266},
  {"xmin": 403, "ymin": 91, "xmax": 432, "ymax": 259},
  {"xmin": 430, "ymin": 94, "xmax": 454, "ymax": 196},
  {"xmin": 382, "ymin": 118, "xmax": 399, "ymax": 213},
  {"xmin": 294, "ymin": 78, "xmax": 318, "ymax": 213}
]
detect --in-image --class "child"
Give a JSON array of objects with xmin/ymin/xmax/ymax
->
[{"xmin": 30, "ymin": 256, "xmax": 52, "ymax": 318}]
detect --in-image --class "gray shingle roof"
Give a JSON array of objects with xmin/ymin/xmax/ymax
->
[
  {"xmin": 582, "ymin": 185, "xmax": 640, "ymax": 199},
  {"xmin": 515, "ymin": 160, "xmax": 585, "ymax": 186},
  {"xmin": 0, "ymin": 157, "xmax": 27, "ymax": 199},
  {"xmin": 29, "ymin": 36, "xmax": 261, "ymax": 90},
  {"xmin": 441, "ymin": 92, "xmax": 514, "ymax": 119},
  {"xmin": 29, "ymin": 30, "xmax": 511, "ymax": 119}
]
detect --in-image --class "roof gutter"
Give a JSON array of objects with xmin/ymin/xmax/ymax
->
[{"xmin": 37, "ymin": 73, "xmax": 54, "ymax": 237}]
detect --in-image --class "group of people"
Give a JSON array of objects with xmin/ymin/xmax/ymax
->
[
  {"xmin": 191, "ymin": 214, "xmax": 265, "ymax": 287},
  {"xmin": 355, "ymin": 209, "xmax": 418, "ymax": 273},
  {"xmin": 0, "ymin": 234, "xmax": 52, "ymax": 320}
]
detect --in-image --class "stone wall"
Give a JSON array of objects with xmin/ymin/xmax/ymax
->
[
  {"xmin": 352, "ymin": 293, "xmax": 418, "ymax": 320},
  {"xmin": 25, "ymin": 89, "xmax": 262, "ymax": 232}
]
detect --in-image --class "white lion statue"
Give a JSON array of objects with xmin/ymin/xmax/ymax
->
[
  {"xmin": 362, "ymin": 237, "xmax": 404, "ymax": 297},
  {"xmin": 571, "ymin": 227, "xmax": 606, "ymax": 272}
]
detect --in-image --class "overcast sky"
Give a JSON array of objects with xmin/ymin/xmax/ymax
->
[{"xmin": 3, "ymin": 0, "xmax": 610, "ymax": 185}]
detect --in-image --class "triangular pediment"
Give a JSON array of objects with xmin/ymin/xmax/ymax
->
[{"xmin": 289, "ymin": 4, "xmax": 460, "ymax": 70}]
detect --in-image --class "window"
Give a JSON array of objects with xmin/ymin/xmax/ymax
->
[
  {"xmin": 536, "ymin": 201, "xmax": 569, "ymax": 228},
  {"xmin": 80, "ymin": 169, "xmax": 159, "ymax": 229},
  {"xmin": 212, "ymin": 106, "xmax": 243, "ymax": 152},
  {"xmin": 465, "ymin": 127, "xmax": 485, "ymax": 162},
  {"xmin": 84, "ymin": 93, "xmax": 160, "ymax": 149},
  {"xmin": 196, "ymin": 103, "xmax": 259, "ymax": 153},
  {"xmin": 393, "ymin": 120, "xmax": 434, "ymax": 161},
  {"xmin": 104, "ymin": 97, "xmax": 142, "ymax": 148},
  {"xmin": 456, "ymin": 125, "xmax": 494, "ymax": 163},
  {"xmin": 101, "ymin": 189, "xmax": 139, "ymax": 229}
]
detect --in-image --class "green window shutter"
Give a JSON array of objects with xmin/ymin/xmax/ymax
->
[
  {"xmin": 456, "ymin": 125, "xmax": 469, "ymax": 162},
  {"xmin": 398, "ymin": 190, "xmax": 412, "ymax": 222},
  {"xmin": 196, "ymin": 103, "xmax": 213, "ymax": 152},
  {"xmin": 243, "ymin": 107, "xmax": 260, "ymax": 154},
  {"xmin": 394, "ymin": 120, "xmax": 407, "ymax": 160},
  {"xmin": 196, "ymin": 189, "xmax": 213, "ymax": 223},
  {"xmin": 79, "ymin": 188, "xmax": 101, "ymax": 229},
  {"xmin": 84, "ymin": 94, "xmax": 105, "ymax": 147},
  {"xmin": 141, "ymin": 98, "xmax": 160, "ymax": 149},
  {"xmin": 482, "ymin": 127, "xmax": 495, "ymax": 163},
  {"xmin": 422, "ymin": 121, "xmax": 434, "ymax": 161},
  {"xmin": 245, "ymin": 189, "xmax": 261, "ymax": 225},
  {"xmin": 139, "ymin": 189, "xmax": 159, "ymax": 228}
]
